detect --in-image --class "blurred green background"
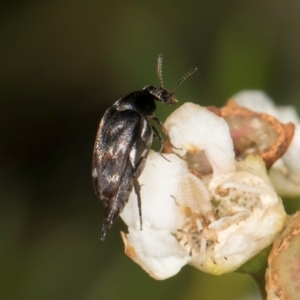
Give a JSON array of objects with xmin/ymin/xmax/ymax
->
[{"xmin": 1, "ymin": 1, "xmax": 300, "ymax": 299}]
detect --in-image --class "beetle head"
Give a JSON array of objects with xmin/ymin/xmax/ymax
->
[
  {"xmin": 144, "ymin": 54, "xmax": 197, "ymax": 105},
  {"xmin": 143, "ymin": 85, "xmax": 178, "ymax": 105}
]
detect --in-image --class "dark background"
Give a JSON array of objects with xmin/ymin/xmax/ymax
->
[{"xmin": 1, "ymin": 1, "xmax": 300, "ymax": 299}]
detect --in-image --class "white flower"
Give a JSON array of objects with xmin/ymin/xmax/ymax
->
[
  {"xmin": 232, "ymin": 90, "xmax": 298, "ymax": 123},
  {"xmin": 232, "ymin": 90, "xmax": 300, "ymax": 197},
  {"xmin": 120, "ymin": 103, "xmax": 285, "ymax": 279},
  {"xmin": 121, "ymin": 151, "xmax": 187, "ymax": 233},
  {"xmin": 164, "ymin": 103, "xmax": 236, "ymax": 176},
  {"xmin": 121, "ymin": 222, "xmax": 190, "ymax": 280},
  {"xmin": 120, "ymin": 151, "xmax": 190, "ymax": 280}
]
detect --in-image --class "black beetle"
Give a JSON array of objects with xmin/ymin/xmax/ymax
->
[{"xmin": 92, "ymin": 55, "xmax": 197, "ymax": 240}]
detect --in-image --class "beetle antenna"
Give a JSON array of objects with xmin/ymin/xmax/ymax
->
[
  {"xmin": 157, "ymin": 54, "xmax": 164, "ymax": 87},
  {"xmin": 172, "ymin": 67, "xmax": 198, "ymax": 94}
]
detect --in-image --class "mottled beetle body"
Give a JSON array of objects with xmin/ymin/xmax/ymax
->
[{"xmin": 93, "ymin": 55, "xmax": 197, "ymax": 240}]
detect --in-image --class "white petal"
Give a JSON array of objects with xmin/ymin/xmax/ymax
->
[
  {"xmin": 189, "ymin": 156, "xmax": 286, "ymax": 275},
  {"xmin": 276, "ymin": 106, "xmax": 300, "ymax": 124},
  {"xmin": 121, "ymin": 150, "xmax": 188, "ymax": 232},
  {"xmin": 281, "ymin": 124, "xmax": 300, "ymax": 181},
  {"xmin": 269, "ymin": 125, "xmax": 300, "ymax": 196},
  {"xmin": 233, "ymin": 90, "xmax": 278, "ymax": 117},
  {"xmin": 164, "ymin": 102, "xmax": 236, "ymax": 176},
  {"xmin": 233, "ymin": 90, "xmax": 300, "ymax": 124},
  {"xmin": 121, "ymin": 224, "xmax": 190, "ymax": 280},
  {"xmin": 191, "ymin": 201, "xmax": 285, "ymax": 275}
]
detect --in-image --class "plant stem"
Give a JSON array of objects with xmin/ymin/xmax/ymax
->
[{"xmin": 252, "ymin": 271, "xmax": 267, "ymax": 300}]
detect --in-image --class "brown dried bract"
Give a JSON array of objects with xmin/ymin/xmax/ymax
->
[
  {"xmin": 205, "ymin": 106, "xmax": 222, "ymax": 117},
  {"xmin": 163, "ymin": 140, "xmax": 213, "ymax": 178},
  {"xmin": 186, "ymin": 150, "xmax": 213, "ymax": 178},
  {"xmin": 221, "ymin": 99, "xmax": 295, "ymax": 169},
  {"xmin": 266, "ymin": 212, "xmax": 300, "ymax": 300}
]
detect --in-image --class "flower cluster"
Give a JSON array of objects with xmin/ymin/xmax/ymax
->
[
  {"xmin": 120, "ymin": 91, "xmax": 299, "ymax": 280},
  {"xmin": 232, "ymin": 91, "xmax": 300, "ymax": 197}
]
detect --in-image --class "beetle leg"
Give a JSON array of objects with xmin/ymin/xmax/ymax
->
[
  {"xmin": 152, "ymin": 117, "xmax": 182, "ymax": 151},
  {"xmin": 151, "ymin": 125, "xmax": 171, "ymax": 162},
  {"xmin": 152, "ymin": 127, "xmax": 170, "ymax": 162},
  {"xmin": 133, "ymin": 178, "xmax": 143, "ymax": 231},
  {"xmin": 152, "ymin": 116, "xmax": 167, "ymax": 135},
  {"xmin": 151, "ymin": 124, "xmax": 164, "ymax": 153},
  {"xmin": 132, "ymin": 154, "xmax": 149, "ymax": 231}
]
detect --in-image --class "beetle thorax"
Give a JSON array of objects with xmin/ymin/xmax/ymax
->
[{"xmin": 115, "ymin": 91, "xmax": 157, "ymax": 117}]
